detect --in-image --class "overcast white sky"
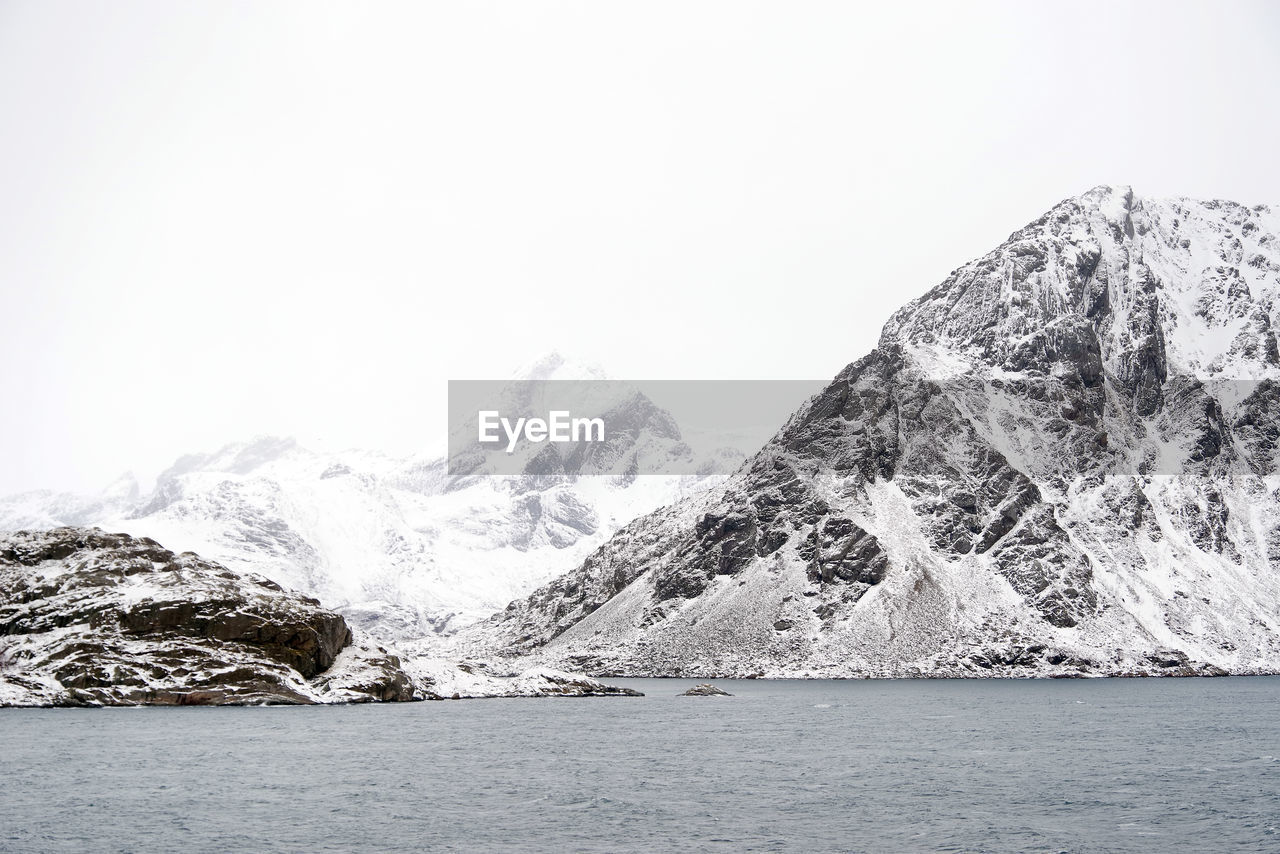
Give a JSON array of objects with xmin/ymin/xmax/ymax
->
[{"xmin": 2, "ymin": 0, "xmax": 1279, "ymax": 495}]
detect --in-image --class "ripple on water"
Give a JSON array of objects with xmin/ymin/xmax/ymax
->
[{"xmin": 1, "ymin": 677, "xmax": 1278, "ymax": 853}]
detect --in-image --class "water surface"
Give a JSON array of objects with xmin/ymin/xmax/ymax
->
[{"xmin": 3, "ymin": 677, "xmax": 1278, "ymax": 852}]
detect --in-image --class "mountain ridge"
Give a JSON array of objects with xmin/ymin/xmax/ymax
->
[
  {"xmin": 0, "ymin": 381, "xmax": 733, "ymax": 640},
  {"xmin": 454, "ymin": 186, "xmax": 1280, "ymax": 678}
]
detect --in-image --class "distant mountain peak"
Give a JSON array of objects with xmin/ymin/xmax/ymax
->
[
  {"xmin": 511, "ymin": 351, "xmax": 610, "ymax": 382},
  {"xmin": 155, "ymin": 436, "xmax": 302, "ymax": 483}
]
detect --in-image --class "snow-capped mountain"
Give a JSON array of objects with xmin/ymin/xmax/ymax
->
[
  {"xmin": 0, "ymin": 354, "xmax": 730, "ymax": 640},
  {"xmin": 459, "ymin": 187, "xmax": 1280, "ymax": 678}
]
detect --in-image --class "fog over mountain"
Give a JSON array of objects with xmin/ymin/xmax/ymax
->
[
  {"xmin": 0, "ymin": 354, "xmax": 731, "ymax": 640},
  {"xmin": 4, "ymin": 2, "xmax": 1279, "ymax": 500}
]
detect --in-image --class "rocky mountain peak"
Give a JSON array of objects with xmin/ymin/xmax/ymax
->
[
  {"xmin": 512, "ymin": 350, "xmax": 610, "ymax": 382},
  {"xmin": 458, "ymin": 189, "xmax": 1280, "ymax": 680},
  {"xmin": 882, "ymin": 185, "xmax": 1280, "ymax": 387}
]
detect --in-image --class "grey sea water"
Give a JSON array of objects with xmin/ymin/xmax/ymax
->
[{"xmin": 2, "ymin": 677, "xmax": 1279, "ymax": 853}]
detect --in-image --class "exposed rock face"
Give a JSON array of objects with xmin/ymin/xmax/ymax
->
[
  {"xmin": 0, "ymin": 527, "xmax": 416, "ymax": 706},
  {"xmin": 680, "ymin": 683, "xmax": 732, "ymax": 696},
  {"xmin": 460, "ymin": 187, "xmax": 1280, "ymax": 678}
]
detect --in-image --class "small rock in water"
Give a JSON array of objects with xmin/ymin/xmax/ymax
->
[{"xmin": 680, "ymin": 683, "xmax": 732, "ymax": 697}]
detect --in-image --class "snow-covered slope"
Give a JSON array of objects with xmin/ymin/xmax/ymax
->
[
  {"xmin": 459, "ymin": 187, "xmax": 1280, "ymax": 678},
  {"xmin": 0, "ymin": 354, "xmax": 729, "ymax": 641}
]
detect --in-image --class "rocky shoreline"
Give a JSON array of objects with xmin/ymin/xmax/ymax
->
[{"xmin": 0, "ymin": 528, "xmax": 642, "ymax": 707}]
